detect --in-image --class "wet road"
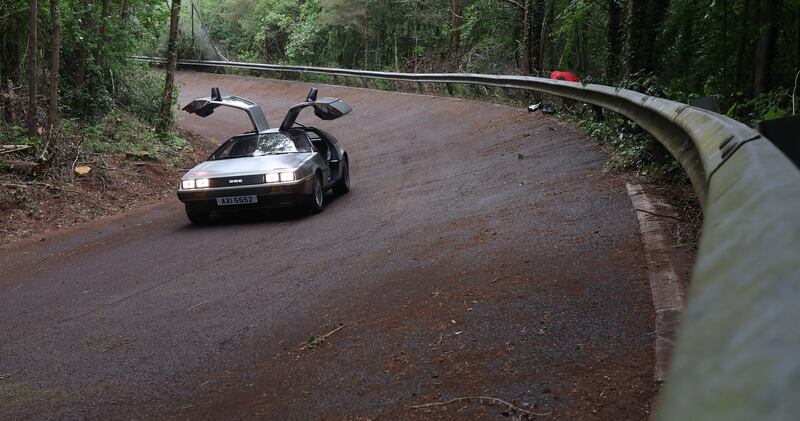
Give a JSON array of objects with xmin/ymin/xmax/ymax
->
[{"xmin": 0, "ymin": 71, "xmax": 655, "ymax": 419}]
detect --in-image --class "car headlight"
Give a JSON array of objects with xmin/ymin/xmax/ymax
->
[
  {"xmin": 182, "ymin": 178, "xmax": 209, "ymax": 189},
  {"xmin": 266, "ymin": 171, "xmax": 296, "ymax": 183}
]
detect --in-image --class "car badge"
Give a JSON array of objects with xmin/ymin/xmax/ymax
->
[{"xmin": 229, "ymin": 179, "xmax": 243, "ymax": 184}]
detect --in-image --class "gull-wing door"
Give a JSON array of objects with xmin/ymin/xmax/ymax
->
[
  {"xmin": 279, "ymin": 88, "xmax": 352, "ymax": 131},
  {"xmin": 182, "ymin": 87, "xmax": 270, "ymax": 133}
]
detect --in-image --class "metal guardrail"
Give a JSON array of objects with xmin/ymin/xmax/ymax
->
[{"xmin": 136, "ymin": 56, "xmax": 800, "ymax": 420}]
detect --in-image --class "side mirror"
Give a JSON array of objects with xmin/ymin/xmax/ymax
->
[
  {"xmin": 211, "ymin": 87, "xmax": 222, "ymax": 101},
  {"xmin": 306, "ymin": 87, "xmax": 318, "ymax": 102}
]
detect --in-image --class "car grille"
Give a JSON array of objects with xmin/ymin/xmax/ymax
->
[{"xmin": 208, "ymin": 174, "xmax": 266, "ymax": 188}]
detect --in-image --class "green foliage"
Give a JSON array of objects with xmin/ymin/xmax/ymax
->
[
  {"xmin": 115, "ymin": 64, "xmax": 170, "ymax": 126},
  {"xmin": 282, "ymin": 1, "xmax": 325, "ymax": 63},
  {"xmin": 69, "ymin": 109, "xmax": 188, "ymax": 158},
  {"xmin": 54, "ymin": 0, "xmax": 169, "ymax": 122},
  {"xmin": 0, "ymin": 125, "xmax": 30, "ymax": 145},
  {"xmin": 174, "ymin": 0, "xmax": 800, "ymax": 107},
  {"xmin": 563, "ymin": 107, "xmax": 687, "ymax": 182},
  {"xmin": 554, "ymin": 0, "xmax": 606, "ymax": 75},
  {"xmin": 724, "ymin": 90, "xmax": 794, "ymax": 126},
  {"xmin": 1, "ymin": 0, "xmax": 187, "ymax": 171},
  {"xmin": 461, "ymin": 1, "xmax": 519, "ymax": 73},
  {"xmin": 306, "ymin": 335, "xmax": 322, "ymax": 348}
]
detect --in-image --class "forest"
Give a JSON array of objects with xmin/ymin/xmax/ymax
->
[
  {"xmin": 0, "ymin": 0, "xmax": 798, "ymax": 178},
  {"xmin": 187, "ymin": 0, "xmax": 798, "ymax": 120},
  {"xmin": 1, "ymin": 0, "xmax": 180, "ymax": 164}
]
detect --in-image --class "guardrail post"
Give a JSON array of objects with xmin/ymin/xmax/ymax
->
[
  {"xmin": 446, "ymin": 83, "xmax": 455, "ymax": 96},
  {"xmin": 468, "ymin": 84, "xmax": 481, "ymax": 98}
]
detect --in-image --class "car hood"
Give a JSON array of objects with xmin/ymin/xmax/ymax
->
[{"xmin": 183, "ymin": 153, "xmax": 313, "ymax": 179}]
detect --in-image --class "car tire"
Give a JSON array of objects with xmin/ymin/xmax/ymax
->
[
  {"xmin": 185, "ymin": 204, "xmax": 212, "ymax": 225},
  {"xmin": 332, "ymin": 159, "xmax": 350, "ymax": 195},
  {"xmin": 305, "ymin": 173, "xmax": 325, "ymax": 214}
]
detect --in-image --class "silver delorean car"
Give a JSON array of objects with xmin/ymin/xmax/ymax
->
[{"xmin": 177, "ymin": 87, "xmax": 352, "ymax": 225}]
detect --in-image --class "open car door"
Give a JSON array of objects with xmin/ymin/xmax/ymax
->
[
  {"xmin": 182, "ymin": 87, "xmax": 270, "ymax": 133},
  {"xmin": 279, "ymin": 88, "xmax": 352, "ymax": 131}
]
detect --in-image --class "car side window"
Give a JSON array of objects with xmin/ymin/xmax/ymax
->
[{"xmin": 210, "ymin": 139, "xmax": 236, "ymax": 160}]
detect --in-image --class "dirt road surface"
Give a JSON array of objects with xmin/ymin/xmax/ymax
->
[{"xmin": 0, "ymin": 72, "xmax": 655, "ymax": 419}]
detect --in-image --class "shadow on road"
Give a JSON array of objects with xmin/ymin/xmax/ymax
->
[{"xmin": 183, "ymin": 191, "xmax": 347, "ymax": 228}]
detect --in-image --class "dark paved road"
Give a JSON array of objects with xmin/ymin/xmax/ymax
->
[{"xmin": 0, "ymin": 72, "xmax": 655, "ymax": 419}]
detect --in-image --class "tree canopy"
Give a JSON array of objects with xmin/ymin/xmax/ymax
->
[
  {"xmin": 185, "ymin": 0, "xmax": 798, "ymax": 100},
  {"xmin": 1, "ymin": 0, "xmax": 797, "ymax": 133}
]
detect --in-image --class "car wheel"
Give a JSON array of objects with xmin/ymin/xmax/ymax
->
[
  {"xmin": 185, "ymin": 204, "xmax": 212, "ymax": 225},
  {"xmin": 332, "ymin": 159, "xmax": 350, "ymax": 195},
  {"xmin": 305, "ymin": 173, "xmax": 325, "ymax": 214}
]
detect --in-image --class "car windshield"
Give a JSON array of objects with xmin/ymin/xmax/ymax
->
[{"xmin": 211, "ymin": 132, "xmax": 312, "ymax": 160}]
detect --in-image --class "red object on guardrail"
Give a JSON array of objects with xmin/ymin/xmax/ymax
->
[{"xmin": 550, "ymin": 71, "xmax": 580, "ymax": 82}]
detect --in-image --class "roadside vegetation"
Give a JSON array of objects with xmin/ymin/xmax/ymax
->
[{"xmin": 1, "ymin": 0, "xmax": 187, "ymax": 240}]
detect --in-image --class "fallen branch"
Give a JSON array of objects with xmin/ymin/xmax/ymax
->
[
  {"xmin": 299, "ymin": 324, "xmax": 346, "ymax": 351},
  {"xmin": 634, "ymin": 208, "xmax": 683, "ymax": 221},
  {"xmin": 97, "ymin": 155, "xmax": 114, "ymax": 171},
  {"xmin": 0, "ymin": 145, "xmax": 31, "ymax": 155},
  {"xmin": 1, "ymin": 160, "xmax": 40, "ymax": 175},
  {"xmin": 409, "ymin": 396, "xmax": 551, "ymax": 418}
]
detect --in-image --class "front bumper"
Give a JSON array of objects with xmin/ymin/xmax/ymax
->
[{"xmin": 177, "ymin": 175, "xmax": 313, "ymax": 211}]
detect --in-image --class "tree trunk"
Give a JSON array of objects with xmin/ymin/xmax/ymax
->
[
  {"xmin": 96, "ymin": 0, "xmax": 109, "ymax": 69},
  {"xmin": 734, "ymin": 0, "xmax": 751, "ymax": 93},
  {"xmin": 363, "ymin": 0, "xmax": 369, "ymax": 69},
  {"xmin": 451, "ymin": 0, "xmax": 462, "ymax": 57},
  {"xmin": 606, "ymin": 0, "xmax": 623, "ymax": 83},
  {"xmin": 754, "ymin": 0, "xmax": 779, "ymax": 93},
  {"xmin": 642, "ymin": 0, "xmax": 670, "ymax": 73},
  {"xmin": 721, "ymin": 0, "xmax": 728, "ymax": 95},
  {"xmin": 2, "ymin": 160, "xmax": 41, "ymax": 175},
  {"xmin": 796, "ymin": 5, "xmax": 800, "ymax": 73},
  {"xmin": 530, "ymin": 0, "xmax": 544, "ymax": 74},
  {"xmin": 264, "ymin": 28, "xmax": 269, "ymax": 62},
  {"xmin": 48, "ymin": 0, "xmax": 61, "ymax": 132},
  {"xmin": 191, "ymin": 1, "xmax": 195, "ymax": 49},
  {"xmin": 522, "ymin": 0, "xmax": 531, "ymax": 74},
  {"xmin": 27, "ymin": 0, "xmax": 38, "ymax": 136},
  {"xmin": 577, "ymin": 20, "xmax": 588, "ymax": 74},
  {"xmin": 540, "ymin": 0, "xmax": 555, "ymax": 72},
  {"xmin": 157, "ymin": 0, "xmax": 182, "ymax": 137},
  {"xmin": 74, "ymin": 0, "xmax": 91, "ymax": 119},
  {"xmin": 626, "ymin": 0, "xmax": 646, "ymax": 75},
  {"xmin": 121, "ymin": 0, "xmax": 129, "ymax": 21}
]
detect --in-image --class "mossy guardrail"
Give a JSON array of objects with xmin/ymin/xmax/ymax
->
[{"xmin": 136, "ymin": 56, "xmax": 800, "ymax": 420}]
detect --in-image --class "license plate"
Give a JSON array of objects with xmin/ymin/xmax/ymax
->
[{"xmin": 216, "ymin": 195, "xmax": 258, "ymax": 206}]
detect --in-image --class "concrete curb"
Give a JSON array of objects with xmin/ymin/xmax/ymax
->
[{"xmin": 626, "ymin": 182, "xmax": 686, "ymax": 383}]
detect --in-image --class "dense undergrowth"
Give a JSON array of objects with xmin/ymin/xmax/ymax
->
[{"xmin": 1, "ymin": 64, "xmax": 186, "ymax": 180}]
